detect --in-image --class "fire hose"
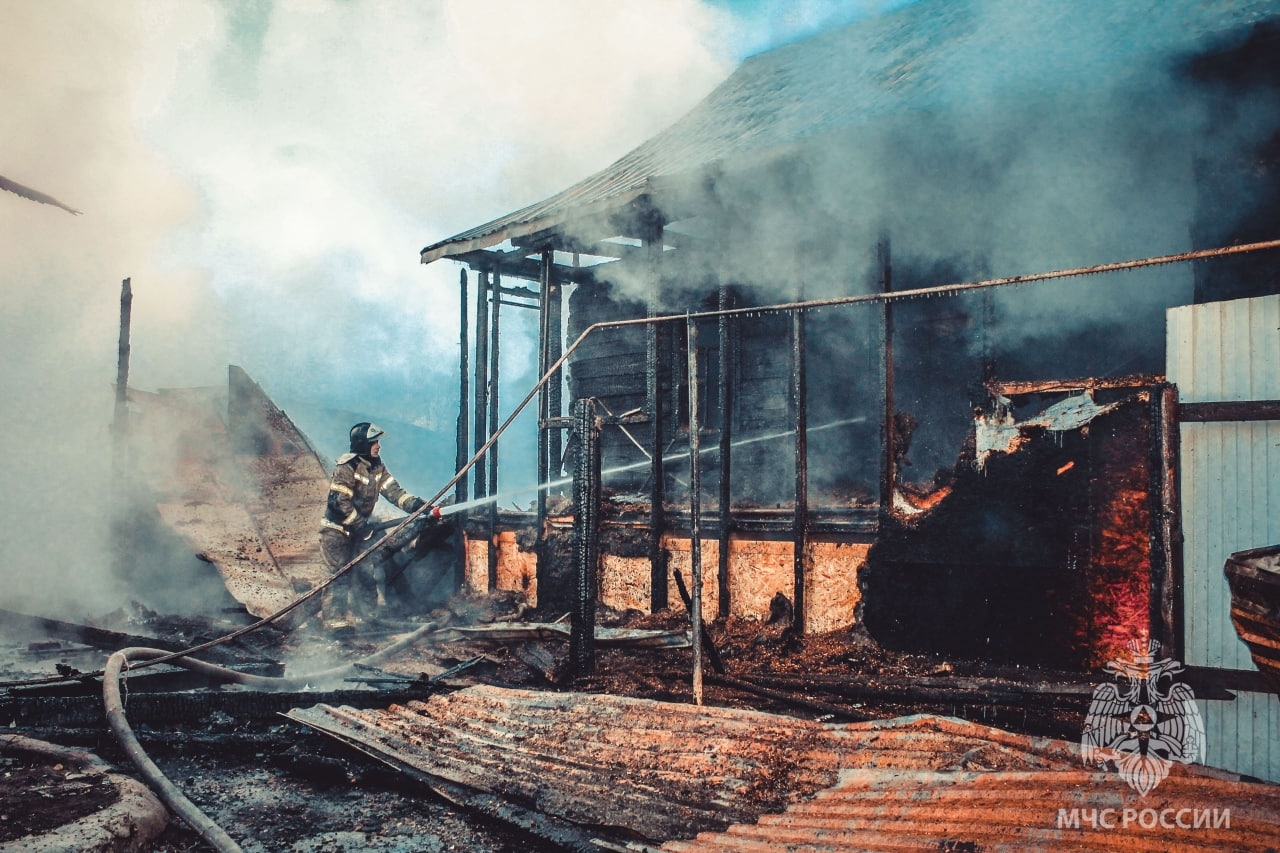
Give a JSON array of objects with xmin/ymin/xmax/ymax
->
[{"xmin": 102, "ymin": 621, "xmax": 441, "ymax": 853}]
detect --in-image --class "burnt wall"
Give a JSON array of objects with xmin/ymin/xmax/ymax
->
[{"xmin": 860, "ymin": 395, "xmax": 1156, "ymax": 671}]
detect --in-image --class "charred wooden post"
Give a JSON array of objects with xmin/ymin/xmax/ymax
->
[
  {"xmin": 487, "ymin": 269, "xmax": 502, "ymax": 591},
  {"xmin": 112, "ymin": 277, "xmax": 132, "ymax": 458},
  {"xmin": 1179, "ymin": 399, "xmax": 1280, "ymax": 421},
  {"xmin": 548, "ymin": 258, "xmax": 565, "ymax": 484},
  {"xmin": 570, "ymin": 397, "xmax": 601, "ymax": 678},
  {"xmin": 791, "ymin": 308, "xmax": 808, "ymax": 635},
  {"xmin": 645, "ymin": 228, "xmax": 668, "ymax": 612},
  {"xmin": 111, "ymin": 277, "xmax": 134, "ymax": 578},
  {"xmin": 878, "ymin": 238, "xmax": 895, "ymax": 514},
  {"xmin": 687, "ymin": 316, "xmax": 704, "ymax": 704},
  {"xmin": 1155, "ymin": 383, "xmax": 1182, "ymax": 658},
  {"xmin": 473, "ymin": 271, "xmax": 490, "ymax": 499},
  {"xmin": 537, "ymin": 249, "xmax": 552, "ymax": 534},
  {"xmin": 456, "ymin": 268, "xmax": 469, "ymax": 506},
  {"xmin": 716, "ymin": 284, "xmax": 735, "ymax": 619}
]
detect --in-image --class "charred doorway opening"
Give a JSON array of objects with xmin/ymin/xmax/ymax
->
[{"xmin": 860, "ymin": 380, "xmax": 1178, "ymax": 672}]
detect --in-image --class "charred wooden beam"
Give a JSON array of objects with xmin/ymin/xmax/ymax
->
[
  {"xmin": 514, "ymin": 220, "xmax": 625, "ymax": 257},
  {"xmin": 494, "ymin": 283, "xmax": 540, "ymax": 300},
  {"xmin": 645, "ymin": 228, "xmax": 668, "ymax": 612},
  {"xmin": 496, "ymin": 297, "xmax": 539, "ymax": 310},
  {"xmin": 487, "ymin": 269, "xmax": 502, "ymax": 592},
  {"xmin": 686, "ymin": 317, "xmax": 704, "ymax": 704},
  {"xmin": 791, "ymin": 309, "xmax": 808, "ymax": 635},
  {"xmin": 473, "ymin": 271, "xmax": 490, "ymax": 498},
  {"xmin": 987, "ymin": 374, "xmax": 1164, "ymax": 397},
  {"xmin": 707, "ymin": 674, "xmax": 872, "ymax": 721},
  {"xmin": 548, "ymin": 261, "xmax": 565, "ymax": 487},
  {"xmin": 716, "ymin": 284, "xmax": 735, "ymax": 619},
  {"xmin": 1182, "ymin": 664, "xmax": 1274, "ymax": 697},
  {"xmin": 1178, "ymin": 399, "xmax": 1280, "ymax": 422},
  {"xmin": 112, "ymin": 277, "xmax": 132, "ymax": 458},
  {"xmin": 570, "ymin": 398, "xmax": 601, "ymax": 678},
  {"xmin": 1155, "ymin": 384, "xmax": 1182, "ymax": 658},
  {"xmin": 456, "ymin": 268, "xmax": 470, "ymax": 506},
  {"xmin": 878, "ymin": 238, "xmax": 895, "ymax": 516},
  {"xmin": 537, "ymin": 249, "xmax": 552, "ymax": 569},
  {"xmin": 450, "ymin": 249, "xmax": 563, "ymax": 284},
  {"xmin": 673, "ymin": 569, "xmax": 725, "ymax": 675},
  {"xmin": 0, "ymin": 609, "xmax": 271, "ymax": 670}
]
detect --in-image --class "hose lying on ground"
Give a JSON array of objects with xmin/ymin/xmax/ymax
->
[{"xmin": 102, "ymin": 621, "xmax": 441, "ymax": 853}]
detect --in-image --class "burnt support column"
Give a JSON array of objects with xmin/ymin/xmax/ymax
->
[
  {"xmin": 570, "ymin": 397, "xmax": 601, "ymax": 678},
  {"xmin": 473, "ymin": 271, "xmax": 490, "ymax": 499},
  {"xmin": 716, "ymin": 284, "xmax": 734, "ymax": 619},
  {"xmin": 645, "ymin": 227, "xmax": 668, "ymax": 612},
  {"xmin": 537, "ymin": 250, "xmax": 552, "ymax": 534},
  {"xmin": 878, "ymin": 238, "xmax": 895, "ymax": 514},
  {"xmin": 1155, "ymin": 383, "xmax": 1182, "ymax": 659},
  {"xmin": 487, "ymin": 269, "xmax": 502, "ymax": 591},
  {"xmin": 548, "ymin": 259, "xmax": 565, "ymax": 484},
  {"xmin": 112, "ymin": 277, "xmax": 133, "ymax": 577},
  {"xmin": 112, "ymin": 277, "xmax": 132, "ymax": 464},
  {"xmin": 791, "ymin": 309, "xmax": 808, "ymax": 635},
  {"xmin": 686, "ymin": 317, "xmax": 704, "ymax": 704},
  {"xmin": 456, "ymin": 268, "xmax": 470, "ymax": 506}
]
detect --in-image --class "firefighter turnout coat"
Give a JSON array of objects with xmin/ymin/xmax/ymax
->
[{"xmin": 321, "ymin": 453, "xmax": 422, "ymax": 540}]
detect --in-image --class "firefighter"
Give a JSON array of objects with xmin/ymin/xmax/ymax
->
[{"xmin": 319, "ymin": 422, "xmax": 428, "ymax": 628}]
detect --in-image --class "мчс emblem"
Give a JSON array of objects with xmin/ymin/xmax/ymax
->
[{"xmin": 1081, "ymin": 638, "xmax": 1205, "ymax": 796}]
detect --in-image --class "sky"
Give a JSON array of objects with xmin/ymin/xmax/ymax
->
[{"xmin": 0, "ymin": 0, "xmax": 899, "ymax": 617}]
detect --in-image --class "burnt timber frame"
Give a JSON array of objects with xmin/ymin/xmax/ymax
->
[
  {"xmin": 455, "ymin": 269, "xmax": 469, "ymax": 506},
  {"xmin": 432, "ymin": 234, "xmax": 1279, "ymax": 645},
  {"xmin": 644, "ymin": 225, "xmax": 668, "ymax": 613},
  {"xmin": 448, "ymin": 245, "xmax": 873, "ymax": 636},
  {"xmin": 716, "ymin": 284, "xmax": 735, "ymax": 619},
  {"xmin": 570, "ymin": 397, "xmax": 601, "ymax": 677},
  {"xmin": 985, "ymin": 375, "xmax": 1183, "ymax": 661}
]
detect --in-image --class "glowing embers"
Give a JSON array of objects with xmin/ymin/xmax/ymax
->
[{"xmin": 864, "ymin": 387, "xmax": 1166, "ymax": 671}]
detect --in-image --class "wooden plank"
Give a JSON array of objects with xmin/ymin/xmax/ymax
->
[{"xmin": 1178, "ymin": 400, "xmax": 1280, "ymax": 421}]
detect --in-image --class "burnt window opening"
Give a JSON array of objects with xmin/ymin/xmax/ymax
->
[{"xmin": 861, "ymin": 383, "xmax": 1174, "ymax": 672}]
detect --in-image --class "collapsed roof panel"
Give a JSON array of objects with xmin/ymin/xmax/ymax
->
[{"xmin": 129, "ymin": 366, "xmax": 331, "ymax": 621}]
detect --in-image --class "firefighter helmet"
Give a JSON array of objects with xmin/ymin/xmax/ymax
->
[{"xmin": 349, "ymin": 422, "xmax": 385, "ymax": 453}]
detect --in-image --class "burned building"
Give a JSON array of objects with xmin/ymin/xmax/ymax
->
[{"xmin": 420, "ymin": 0, "xmax": 1280, "ymax": 779}]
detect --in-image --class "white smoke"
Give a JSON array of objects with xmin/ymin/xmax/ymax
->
[{"xmin": 0, "ymin": 0, "xmax": 739, "ymax": 618}]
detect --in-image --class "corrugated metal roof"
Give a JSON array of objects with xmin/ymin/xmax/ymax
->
[
  {"xmin": 663, "ymin": 767, "xmax": 1280, "ymax": 852},
  {"xmin": 420, "ymin": 0, "xmax": 1280, "ymax": 264},
  {"xmin": 286, "ymin": 684, "xmax": 1280, "ymax": 849}
]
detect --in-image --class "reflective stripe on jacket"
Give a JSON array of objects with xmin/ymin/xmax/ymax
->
[{"xmin": 321, "ymin": 453, "xmax": 418, "ymax": 534}]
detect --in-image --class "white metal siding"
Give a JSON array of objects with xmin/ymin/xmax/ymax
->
[{"xmin": 1167, "ymin": 294, "xmax": 1280, "ymax": 782}]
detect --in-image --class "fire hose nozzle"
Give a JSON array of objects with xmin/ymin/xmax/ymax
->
[{"xmin": 430, "ymin": 506, "xmax": 442, "ymax": 519}]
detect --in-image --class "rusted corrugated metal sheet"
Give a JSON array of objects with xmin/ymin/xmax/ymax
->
[
  {"xmin": 1167, "ymin": 294, "xmax": 1280, "ymax": 782},
  {"xmin": 286, "ymin": 685, "xmax": 1280, "ymax": 849},
  {"xmin": 663, "ymin": 767, "xmax": 1280, "ymax": 852}
]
